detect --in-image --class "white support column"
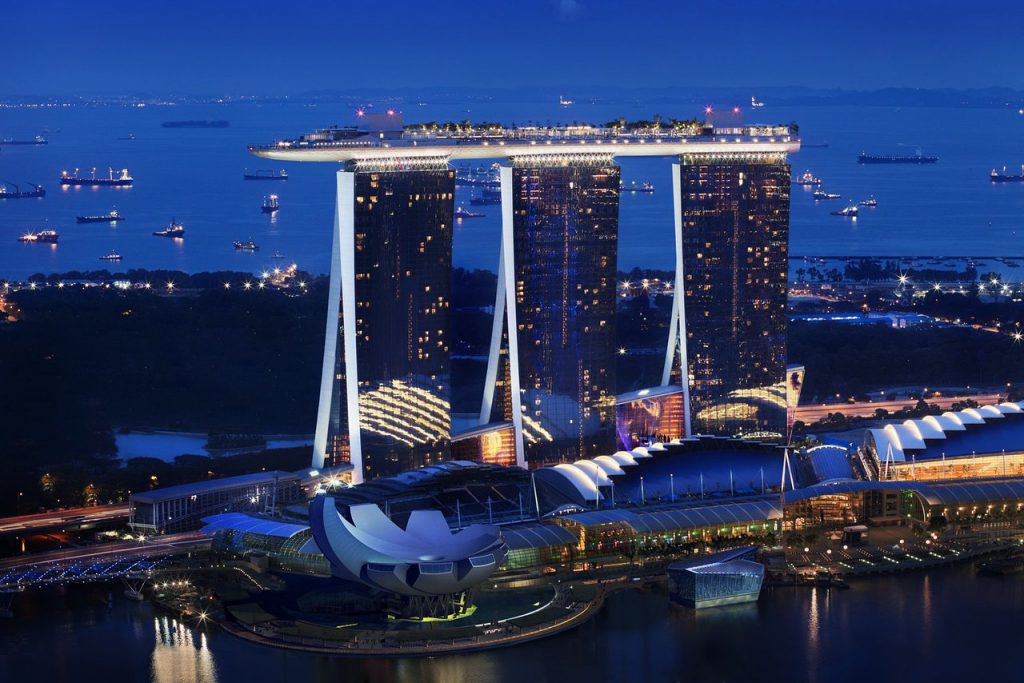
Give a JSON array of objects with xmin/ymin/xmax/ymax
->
[
  {"xmin": 479, "ymin": 243, "xmax": 507, "ymax": 424},
  {"xmin": 337, "ymin": 171, "xmax": 363, "ymax": 484},
  {"xmin": 663, "ymin": 162, "xmax": 692, "ymax": 437},
  {"xmin": 499, "ymin": 165, "xmax": 527, "ymax": 469},
  {"xmin": 312, "ymin": 172, "xmax": 345, "ymax": 470}
]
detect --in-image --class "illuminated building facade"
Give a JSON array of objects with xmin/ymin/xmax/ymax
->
[
  {"xmin": 615, "ymin": 385, "xmax": 687, "ymax": 450},
  {"xmin": 450, "ymin": 422, "xmax": 518, "ymax": 468},
  {"xmin": 482, "ymin": 156, "xmax": 620, "ymax": 467},
  {"xmin": 665, "ymin": 151, "xmax": 792, "ymax": 440},
  {"xmin": 315, "ymin": 161, "xmax": 455, "ymax": 482}
]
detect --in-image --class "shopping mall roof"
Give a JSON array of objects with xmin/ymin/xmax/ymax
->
[
  {"xmin": 866, "ymin": 401, "xmax": 1024, "ymax": 462},
  {"xmin": 558, "ymin": 498, "xmax": 782, "ymax": 534},
  {"xmin": 131, "ymin": 470, "xmax": 298, "ymax": 504},
  {"xmin": 500, "ymin": 523, "xmax": 578, "ymax": 551}
]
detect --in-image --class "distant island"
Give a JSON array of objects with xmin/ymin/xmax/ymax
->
[{"xmin": 161, "ymin": 119, "xmax": 229, "ymax": 128}]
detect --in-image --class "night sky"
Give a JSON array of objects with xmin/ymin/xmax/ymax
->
[{"xmin": 4, "ymin": 0, "xmax": 1024, "ymax": 95}]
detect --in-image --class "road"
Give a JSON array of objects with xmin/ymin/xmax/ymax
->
[
  {"xmin": 0, "ymin": 504, "xmax": 130, "ymax": 537},
  {"xmin": 0, "ymin": 532, "xmax": 209, "ymax": 570},
  {"xmin": 794, "ymin": 393, "xmax": 1004, "ymax": 423}
]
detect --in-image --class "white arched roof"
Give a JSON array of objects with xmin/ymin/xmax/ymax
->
[
  {"xmin": 867, "ymin": 428, "xmax": 906, "ymax": 462},
  {"xmin": 572, "ymin": 460, "xmax": 612, "ymax": 486},
  {"xmin": 956, "ymin": 409, "xmax": 986, "ymax": 425},
  {"xmin": 648, "ymin": 442, "xmax": 667, "ymax": 452},
  {"xmin": 911, "ymin": 418, "xmax": 945, "ymax": 440},
  {"xmin": 610, "ymin": 451, "xmax": 639, "ymax": 467},
  {"xmin": 552, "ymin": 464, "xmax": 603, "ymax": 501},
  {"xmin": 886, "ymin": 423, "xmax": 926, "ymax": 450},
  {"xmin": 933, "ymin": 413, "xmax": 967, "ymax": 431},
  {"xmin": 978, "ymin": 405, "xmax": 1005, "ymax": 419},
  {"xmin": 998, "ymin": 402, "xmax": 1023, "ymax": 414},
  {"xmin": 630, "ymin": 446, "xmax": 653, "ymax": 458},
  {"xmin": 592, "ymin": 456, "xmax": 626, "ymax": 476}
]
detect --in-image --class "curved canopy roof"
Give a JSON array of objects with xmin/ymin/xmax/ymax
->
[
  {"xmin": 552, "ymin": 464, "xmax": 603, "ymax": 501},
  {"xmin": 500, "ymin": 524, "xmax": 577, "ymax": 550},
  {"xmin": 559, "ymin": 499, "xmax": 782, "ymax": 534},
  {"xmin": 201, "ymin": 512, "xmax": 310, "ymax": 539}
]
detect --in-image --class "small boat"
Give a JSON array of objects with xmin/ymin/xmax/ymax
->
[
  {"xmin": 271, "ymin": 251, "xmax": 288, "ymax": 259},
  {"xmin": 455, "ymin": 206, "xmax": 484, "ymax": 219},
  {"xmin": 244, "ymin": 169, "xmax": 288, "ymax": 181},
  {"xmin": 813, "ymin": 190, "xmax": 841, "ymax": 200},
  {"xmin": 991, "ymin": 165, "xmax": 1024, "ymax": 183},
  {"xmin": 751, "ymin": 96, "xmax": 765, "ymax": 108},
  {"xmin": 559, "ymin": 96, "xmax": 574, "ymax": 106},
  {"xmin": 77, "ymin": 209, "xmax": 124, "ymax": 223},
  {"xmin": 797, "ymin": 171, "xmax": 822, "ymax": 186},
  {"xmin": 234, "ymin": 239, "xmax": 259, "ymax": 251},
  {"xmin": 60, "ymin": 167, "xmax": 133, "ymax": 187},
  {"xmin": 262, "ymin": 194, "xmax": 279, "ymax": 213},
  {"xmin": 100, "ymin": 251, "xmax": 123, "ymax": 261},
  {"xmin": 18, "ymin": 229, "xmax": 59, "ymax": 243},
  {"xmin": 117, "ymin": 134, "xmax": 136, "ymax": 141},
  {"xmin": 830, "ymin": 205, "xmax": 859, "ymax": 217},
  {"xmin": 153, "ymin": 218, "xmax": 184, "ymax": 238},
  {"xmin": 858, "ymin": 197, "xmax": 878, "ymax": 207}
]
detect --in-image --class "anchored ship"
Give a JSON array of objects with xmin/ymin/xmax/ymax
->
[
  {"xmin": 830, "ymin": 205, "xmax": 859, "ymax": 217},
  {"xmin": 60, "ymin": 168, "xmax": 133, "ymax": 186},
  {"xmin": 153, "ymin": 218, "xmax": 184, "ymax": 238},
  {"xmin": 470, "ymin": 187, "xmax": 501, "ymax": 206},
  {"xmin": 0, "ymin": 182, "xmax": 45, "ymax": 199},
  {"xmin": 0, "ymin": 135, "xmax": 47, "ymax": 146},
  {"xmin": 455, "ymin": 206, "xmax": 484, "ymax": 219},
  {"xmin": 77, "ymin": 208, "xmax": 124, "ymax": 223},
  {"xmin": 100, "ymin": 251, "xmax": 123, "ymax": 261},
  {"xmin": 244, "ymin": 169, "xmax": 288, "ymax": 181},
  {"xmin": 233, "ymin": 239, "xmax": 259, "ymax": 251},
  {"xmin": 262, "ymin": 194, "xmax": 279, "ymax": 213},
  {"xmin": 797, "ymin": 170, "xmax": 822, "ymax": 186},
  {"xmin": 622, "ymin": 180, "xmax": 655, "ymax": 193},
  {"xmin": 857, "ymin": 151, "xmax": 937, "ymax": 164},
  {"xmin": 18, "ymin": 230, "xmax": 59, "ymax": 243},
  {"xmin": 859, "ymin": 197, "xmax": 878, "ymax": 207},
  {"xmin": 813, "ymin": 190, "xmax": 841, "ymax": 200},
  {"xmin": 991, "ymin": 165, "xmax": 1024, "ymax": 183}
]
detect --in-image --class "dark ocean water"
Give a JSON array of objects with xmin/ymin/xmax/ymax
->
[
  {"xmin": 2, "ymin": 100, "xmax": 1024, "ymax": 280},
  {"xmin": 2, "ymin": 563, "xmax": 1022, "ymax": 683}
]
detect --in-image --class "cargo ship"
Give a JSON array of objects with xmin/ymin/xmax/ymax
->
[
  {"xmin": 797, "ymin": 170, "xmax": 822, "ymax": 186},
  {"xmin": 233, "ymin": 239, "xmax": 259, "ymax": 251},
  {"xmin": 0, "ymin": 182, "xmax": 45, "ymax": 199},
  {"xmin": 857, "ymin": 151, "xmax": 938, "ymax": 164},
  {"xmin": 153, "ymin": 219, "xmax": 184, "ymax": 238},
  {"xmin": 813, "ymin": 190, "xmax": 841, "ymax": 200},
  {"xmin": 162, "ymin": 120, "xmax": 229, "ymax": 128},
  {"xmin": 622, "ymin": 180, "xmax": 655, "ymax": 193},
  {"xmin": 455, "ymin": 206, "xmax": 484, "ymax": 219},
  {"xmin": 100, "ymin": 251, "xmax": 123, "ymax": 262},
  {"xmin": 77, "ymin": 208, "xmax": 124, "ymax": 223},
  {"xmin": 991, "ymin": 165, "xmax": 1024, "ymax": 183},
  {"xmin": 262, "ymin": 194, "xmax": 279, "ymax": 213},
  {"xmin": 859, "ymin": 197, "xmax": 878, "ymax": 207},
  {"xmin": 244, "ymin": 168, "xmax": 288, "ymax": 181},
  {"xmin": 0, "ymin": 135, "xmax": 47, "ymax": 146},
  {"xmin": 830, "ymin": 205, "xmax": 859, "ymax": 217},
  {"xmin": 18, "ymin": 230, "xmax": 59, "ymax": 244},
  {"xmin": 60, "ymin": 168, "xmax": 133, "ymax": 186},
  {"xmin": 470, "ymin": 187, "xmax": 501, "ymax": 206}
]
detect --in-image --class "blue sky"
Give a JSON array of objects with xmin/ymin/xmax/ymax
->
[{"xmin": 4, "ymin": 0, "xmax": 1024, "ymax": 95}]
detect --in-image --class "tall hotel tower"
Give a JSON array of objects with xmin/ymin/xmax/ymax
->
[
  {"xmin": 317, "ymin": 158, "xmax": 455, "ymax": 482},
  {"xmin": 481, "ymin": 155, "xmax": 621, "ymax": 468},
  {"xmin": 251, "ymin": 117, "xmax": 798, "ymax": 478},
  {"xmin": 663, "ymin": 143, "xmax": 792, "ymax": 440}
]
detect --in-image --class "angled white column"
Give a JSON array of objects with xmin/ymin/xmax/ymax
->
[
  {"xmin": 479, "ymin": 243, "xmax": 507, "ymax": 425},
  {"xmin": 662, "ymin": 162, "xmax": 692, "ymax": 437},
  {"xmin": 499, "ymin": 165, "xmax": 526, "ymax": 469},
  {"xmin": 312, "ymin": 173, "xmax": 345, "ymax": 470},
  {"xmin": 337, "ymin": 171, "xmax": 363, "ymax": 484}
]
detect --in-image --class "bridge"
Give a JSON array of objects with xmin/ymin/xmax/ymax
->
[
  {"xmin": 0, "ymin": 532, "xmax": 209, "ymax": 591},
  {"xmin": 0, "ymin": 504, "xmax": 130, "ymax": 537}
]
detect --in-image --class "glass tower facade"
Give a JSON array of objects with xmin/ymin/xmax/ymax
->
[
  {"xmin": 677, "ymin": 153, "xmax": 791, "ymax": 440},
  {"xmin": 324, "ymin": 164, "xmax": 455, "ymax": 479},
  {"xmin": 509, "ymin": 156, "xmax": 620, "ymax": 466}
]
